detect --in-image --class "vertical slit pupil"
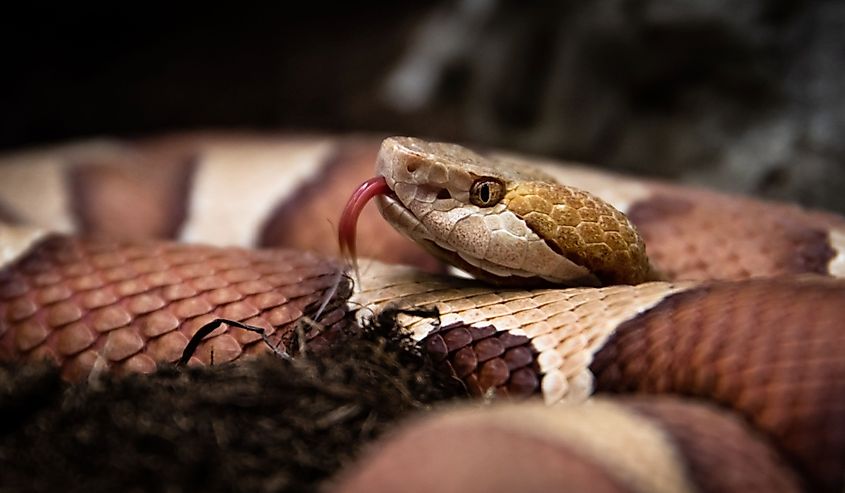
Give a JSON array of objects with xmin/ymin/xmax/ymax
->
[{"xmin": 480, "ymin": 184, "xmax": 490, "ymax": 203}]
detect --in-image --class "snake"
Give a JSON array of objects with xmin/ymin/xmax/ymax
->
[{"xmin": 0, "ymin": 133, "xmax": 843, "ymax": 492}]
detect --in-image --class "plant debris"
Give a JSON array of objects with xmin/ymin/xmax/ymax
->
[{"xmin": 0, "ymin": 313, "xmax": 467, "ymax": 493}]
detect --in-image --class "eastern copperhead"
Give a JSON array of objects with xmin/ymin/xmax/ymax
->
[{"xmin": 0, "ymin": 134, "xmax": 843, "ymax": 492}]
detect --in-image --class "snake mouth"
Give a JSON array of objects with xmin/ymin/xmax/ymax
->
[{"xmin": 339, "ymin": 176, "xmax": 447, "ymax": 270}]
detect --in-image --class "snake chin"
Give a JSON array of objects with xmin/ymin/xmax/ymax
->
[{"xmin": 420, "ymin": 238, "xmax": 599, "ymax": 288}]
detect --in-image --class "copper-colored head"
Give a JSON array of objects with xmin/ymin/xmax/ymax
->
[{"xmin": 340, "ymin": 137, "xmax": 653, "ymax": 286}]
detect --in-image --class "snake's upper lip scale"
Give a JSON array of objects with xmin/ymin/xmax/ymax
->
[{"xmin": 338, "ymin": 176, "xmax": 396, "ymax": 264}]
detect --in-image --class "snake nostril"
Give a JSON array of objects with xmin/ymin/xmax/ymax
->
[{"xmin": 436, "ymin": 189, "xmax": 452, "ymax": 200}]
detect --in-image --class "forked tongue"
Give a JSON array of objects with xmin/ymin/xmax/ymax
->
[{"xmin": 338, "ymin": 176, "xmax": 391, "ymax": 274}]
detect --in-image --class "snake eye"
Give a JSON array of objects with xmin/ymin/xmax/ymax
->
[{"xmin": 470, "ymin": 178, "xmax": 505, "ymax": 207}]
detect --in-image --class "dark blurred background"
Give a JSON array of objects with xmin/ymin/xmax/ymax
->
[{"xmin": 1, "ymin": 1, "xmax": 844, "ymax": 213}]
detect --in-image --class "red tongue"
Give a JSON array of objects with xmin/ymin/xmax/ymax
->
[{"xmin": 338, "ymin": 176, "xmax": 391, "ymax": 266}]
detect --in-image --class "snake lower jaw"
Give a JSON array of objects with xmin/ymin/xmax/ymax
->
[
  {"xmin": 419, "ymin": 238, "xmax": 603, "ymax": 288},
  {"xmin": 376, "ymin": 193, "xmax": 603, "ymax": 287}
]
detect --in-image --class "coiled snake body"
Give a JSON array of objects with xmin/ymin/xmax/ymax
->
[{"xmin": 0, "ymin": 134, "xmax": 843, "ymax": 492}]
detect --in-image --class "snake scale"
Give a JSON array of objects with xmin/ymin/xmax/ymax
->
[{"xmin": 0, "ymin": 133, "xmax": 843, "ymax": 492}]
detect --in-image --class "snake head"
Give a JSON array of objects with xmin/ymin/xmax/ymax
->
[{"xmin": 340, "ymin": 137, "xmax": 653, "ymax": 286}]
